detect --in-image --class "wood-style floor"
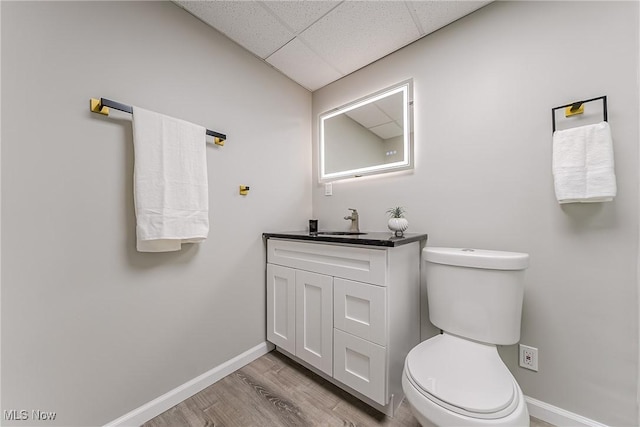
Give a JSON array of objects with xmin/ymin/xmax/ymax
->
[{"xmin": 143, "ymin": 350, "xmax": 555, "ymax": 427}]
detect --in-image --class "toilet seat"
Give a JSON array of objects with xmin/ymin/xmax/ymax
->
[{"xmin": 405, "ymin": 333, "xmax": 519, "ymax": 420}]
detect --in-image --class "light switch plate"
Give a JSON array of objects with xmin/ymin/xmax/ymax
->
[{"xmin": 325, "ymin": 183, "xmax": 333, "ymax": 196}]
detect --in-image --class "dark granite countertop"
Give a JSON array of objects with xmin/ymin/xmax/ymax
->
[{"xmin": 263, "ymin": 231, "xmax": 428, "ymax": 248}]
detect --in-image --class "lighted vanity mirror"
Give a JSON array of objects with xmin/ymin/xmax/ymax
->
[{"xmin": 320, "ymin": 79, "xmax": 413, "ymax": 182}]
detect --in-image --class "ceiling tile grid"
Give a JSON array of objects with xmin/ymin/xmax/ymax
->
[
  {"xmin": 376, "ymin": 93, "xmax": 405, "ymax": 123},
  {"xmin": 408, "ymin": 1, "xmax": 491, "ymax": 34},
  {"xmin": 175, "ymin": 1, "xmax": 294, "ymax": 59},
  {"xmin": 345, "ymin": 97, "xmax": 404, "ymax": 140},
  {"xmin": 266, "ymin": 37, "xmax": 343, "ymax": 90},
  {"xmin": 296, "ymin": 1, "xmax": 422, "ymax": 76},
  {"xmin": 174, "ymin": 1, "xmax": 491, "ymax": 91},
  {"xmin": 261, "ymin": 1, "xmax": 340, "ymax": 34},
  {"xmin": 345, "ymin": 103, "xmax": 391, "ymax": 129},
  {"xmin": 370, "ymin": 122, "xmax": 403, "ymax": 139}
]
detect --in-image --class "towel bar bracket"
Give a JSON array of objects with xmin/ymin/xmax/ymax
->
[
  {"xmin": 565, "ymin": 103, "xmax": 584, "ymax": 117},
  {"xmin": 551, "ymin": 95, "xmax": 607, "ymax": 133},
  {"xmin": 90, "ymin": 98, "xmax": 109, "ymax": 116}
]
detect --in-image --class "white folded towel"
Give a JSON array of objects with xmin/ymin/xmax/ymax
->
[
  {"xmin": 132, "ymin": 106, "xmax": 209, "ymax": 252},
  {"xmin": 552, "ymin": 121, "xmax": 617, "ymax": 204}
]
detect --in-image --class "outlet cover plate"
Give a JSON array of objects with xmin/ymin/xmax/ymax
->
[{"xmin": 519, "ymin": 344, "xmax": 538, "ymax": 371}]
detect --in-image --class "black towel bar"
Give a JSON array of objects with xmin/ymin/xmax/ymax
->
[{"xmin": 90, "ymin": 97, "xmax": 227, "ymax": 142}]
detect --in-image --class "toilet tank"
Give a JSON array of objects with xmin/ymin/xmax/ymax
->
[{"xmin": 424, "ymin": 247, "xmax": 529, "ymax": 346}]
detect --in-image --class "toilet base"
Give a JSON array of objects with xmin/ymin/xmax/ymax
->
[{"xmin": 402, "ymin": 370, "xmax": 530, "ymax": 427}]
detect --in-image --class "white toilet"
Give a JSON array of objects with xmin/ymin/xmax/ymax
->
[{"xmin": 402, "ymin": 247, "xmax": 530, "ymax": 427}]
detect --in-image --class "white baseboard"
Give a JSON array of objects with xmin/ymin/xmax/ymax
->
[
  {"xmin": 525, "ymin": 396, "xmax": 609, "ymax": 427},
  {"xmin": 104, "ymin": 341, "xmax": 275, "ymax": 427},
  {"xmin": 105, "ymin": 348, "xmax": 612, "ymax": 427}
]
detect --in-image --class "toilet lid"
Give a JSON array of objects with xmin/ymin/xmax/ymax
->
[{"xmin": 406, "ymin": 334, "xmax": 516, "ymax": 417}]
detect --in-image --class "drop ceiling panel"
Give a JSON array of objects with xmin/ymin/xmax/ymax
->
[
  {"xmin": 266, "ymin": 38, "xmax": 343, "ymax": 91},
  {"xmin": 173, "ymin": 1, "xmax": 492, "ymax": 91},
  {"xmin": 375, "ymin": 94, "xmax": 404, "ymax": 123},
  {"xmin": 175, "ymin": 1, "xmax": 294, "ymax": 59},
  {"xmin": 345, "ymin": 104, "xmax": 391, "ymax": 129},
  {"xmin": 262, "ymin": 1, "xmax": 340, "ymax": 33},
  {"xmin": 370, "ymin": 122, "xmax": 403, "ymax": 140},
  {"xmin": 298, "ymin": 1, "xmax": 421, "ymax": 75},
  {"xmin": 408, "ymin": 1, "xmax": 490, "ymax": 34}
]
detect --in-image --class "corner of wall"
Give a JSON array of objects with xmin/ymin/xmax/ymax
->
[
  {"xmin": 636, "ymin": 4, "xmax": 640, "ymax": 425},
  {"xmin": 0, "ymin": 1, "xmax": 4, "ymax": 415},
  {"xmin": 637, "ymin": 4, "xmax": 640, "ymax": 424}
]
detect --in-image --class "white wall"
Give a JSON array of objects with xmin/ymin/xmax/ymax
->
[
  {"xmin": 312, "ymin": 1, "xmax": 639, "ymax": 426},
  {"xmin": 1, "ymin": 2, "xmax": 311, "ymax": 426}
]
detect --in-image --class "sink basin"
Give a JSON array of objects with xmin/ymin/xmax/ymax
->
[{"xmin": 315, "ymin": 231, "xmax": 368, "ymax": 236}]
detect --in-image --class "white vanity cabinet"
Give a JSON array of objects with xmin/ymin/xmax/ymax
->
[{"xmin": 265, "ymin": 236, "xmax": 423, "ymax": 416}]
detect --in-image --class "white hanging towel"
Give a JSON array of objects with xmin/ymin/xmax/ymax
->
[
  {"xmin": 132, "ymin": 106, "xmax": 209, "ymax": 252},
  {"xmin": 552, "ymin": 121, "xmax": 617, "ymax": 204}
]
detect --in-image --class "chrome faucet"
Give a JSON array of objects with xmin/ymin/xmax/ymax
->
[{"xmin": 344, "ymin": 208, "xmax": 360, "ymax": 233}]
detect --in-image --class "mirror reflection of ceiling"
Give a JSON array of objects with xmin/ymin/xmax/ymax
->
[
  {"xmin": 173, "ymin": 1, "xmax": 491, "ymax": 91},
  {"xmin": 345, "ymin": 92, "xmax": 404, "ymax": 140}
]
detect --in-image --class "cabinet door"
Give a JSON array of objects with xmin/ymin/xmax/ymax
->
[
  {"xmin": 296, "ymin": 270, "xmax": 333, "ymax": 376},
  {"xmin": 334, "ymin": 278, "xmax": 387, "ymax": 346},
  {"xmin": 334, "ymin": 329, "xmax": 387, "ymax": 405},
  {"xmin": 266, "ymin": 264, "xmax": 296, "ymax": 355}
]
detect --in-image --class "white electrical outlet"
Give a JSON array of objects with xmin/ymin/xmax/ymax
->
[{"xmin": 519, "ymin": 344, "xmax": 538, "ymax": 371}]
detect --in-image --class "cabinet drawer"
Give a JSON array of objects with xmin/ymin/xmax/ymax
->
[
  {"xmin": 333, "ymin": 329, "xmax": 387, "ymax": 405},
  {"xmin": 334, "ymin": 278, "xmax": 387, "ymax": 346},
  {"xmin": 267, "ymin": 239, "xmax": 387, "ymax": 286}
]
